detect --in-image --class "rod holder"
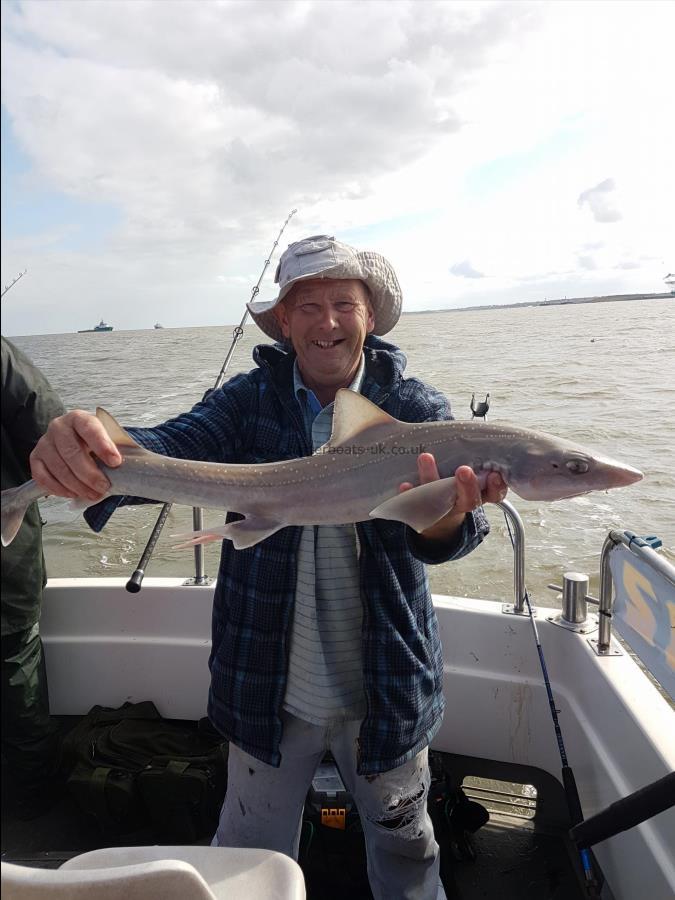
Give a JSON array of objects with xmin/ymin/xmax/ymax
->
[{"xmin": 560, "ymin": 572, "xmax": 589, "ymax": 625}]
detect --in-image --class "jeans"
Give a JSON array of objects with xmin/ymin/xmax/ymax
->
[{"xmin": 212, "ymin": 712, "xmax": 439, "ymax": 900}]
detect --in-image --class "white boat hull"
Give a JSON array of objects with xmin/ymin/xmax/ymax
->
[{"xmin": 40, "ymin": 577, "xmax": 675, "ymax": 900}]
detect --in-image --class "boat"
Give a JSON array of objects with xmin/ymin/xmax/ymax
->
[
  {"xmin": 77, "ymin": 320, "xmax": 113, "ymax": 333},
  {"xmin": 1, "ymin": 503, "xmax": 673, "ymax": 899},
  {"xmin": 154, "ymin": 323, "xmax": 164, "ymax": 329}
]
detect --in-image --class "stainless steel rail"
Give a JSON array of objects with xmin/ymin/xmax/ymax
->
[
  {"xmin": 597, "ymin": 530, "xmax": 675, "ymax": 653},
  {"xmin": 184, "ymin": 508, "xmax": 209, "ymax": 587},
  {"xmin": 186, "ymin": 497, "xmax": 527, "ymax": 599},
  {"xmin": 497, "ymin": 499, "xmax": 527, "ymax": 613}
]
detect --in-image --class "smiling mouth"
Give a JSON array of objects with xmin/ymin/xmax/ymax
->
[{"xmin": 312, "ymin": 339, "xmax": 344, "ymax": 349}]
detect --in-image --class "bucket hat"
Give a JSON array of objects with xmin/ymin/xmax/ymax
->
[{"xmin": 247, "ymin": 234, "xmax": 402, "ymax": 342}]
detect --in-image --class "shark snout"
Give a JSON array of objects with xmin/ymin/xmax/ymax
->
[
  {"xmin": 614, "ymin": 463, "xmax": 643, "ymax": 487},
  {"xmin": 592, "ymin": 458, "xmax": 643, "ymax": 491}
]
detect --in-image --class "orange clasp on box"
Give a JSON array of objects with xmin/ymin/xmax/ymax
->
[{"xmin": 321, "ymin": 807, "xmax": 346, "ymax": 830}]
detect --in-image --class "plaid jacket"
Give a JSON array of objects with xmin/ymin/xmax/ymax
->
[{"xmin": 86, "ymin": 335, "xmax": 490, "ymax": 774}]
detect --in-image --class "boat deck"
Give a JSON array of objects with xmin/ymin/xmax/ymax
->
[{"xmin": 1, "ymin": 720, "xmax": 593, "ymax": 900}]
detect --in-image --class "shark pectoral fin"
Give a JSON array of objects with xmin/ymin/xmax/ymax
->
[
  {"xmin": 69, "ymin": 494, "xmax": 111, "ymax": 513},
  {"xmin": 369, "ymin": 477, "xmax": 459, "ymax": 533},
  {"xmin": 225, "ymin": 517, "xmax": 285, "ymax": 550},
  {"xmin": 172, "ymin": 517, "xmax": 284, "ymax": 551}
]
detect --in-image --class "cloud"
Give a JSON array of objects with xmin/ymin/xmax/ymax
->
[
  {"xmin": 1, "ymin": 0, "xmax": 529, "ymax": 260},
  {"xmin": 577, "ymin": 254, "xmax": 597, "ymax": 271},
  {"xmin": 577, "ymin": 178, "xmax": 622, "ymax": 223},
  {"xmin": 450, "ymin": 259, "xmax": 484, "ymax": 279},
  {"xmin": 2, "ymin": 0, "xmax": 674, "ymax": 334}
]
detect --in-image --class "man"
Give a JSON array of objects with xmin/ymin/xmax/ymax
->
[
  {"xmin": 2, "ymin": 336, "xmax": 65, "ymax": 818},
  {"xmin": 30, "ymin": 235, "xmax": 507, "ymax": 899}
]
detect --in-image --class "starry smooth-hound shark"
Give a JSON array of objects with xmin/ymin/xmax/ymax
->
[{"xmin": 1, "ymin": 390, "xmax": 643, "ymax": 550}]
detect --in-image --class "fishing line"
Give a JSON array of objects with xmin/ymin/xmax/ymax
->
[{"xmin": 502, "ymin": 511, "xmax": 600, "ymax": 896}]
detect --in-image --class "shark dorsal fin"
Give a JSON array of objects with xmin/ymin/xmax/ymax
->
[
  {"xmin": 327, "ymin": 389, "xmax": 399, "ymax": 448},
  {"xmin": 96, "ymin": 408, "xmax": 141, "ymax": 448}
]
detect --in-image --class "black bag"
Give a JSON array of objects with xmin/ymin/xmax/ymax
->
[{"xmin": 63, "ymin": 701, "xmax": 228, "ymax": 841}]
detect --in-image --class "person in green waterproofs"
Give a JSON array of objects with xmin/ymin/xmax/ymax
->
[{"xmin": 1, "ymin": 336, "xmax": 65, "ymax": 818}]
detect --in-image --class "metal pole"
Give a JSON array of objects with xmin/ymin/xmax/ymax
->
[
  {"xmin": 125, "ymin": 208, "xmax": 298, "ymax": 593},
  {"xmin": 186, "ymin": 508, "xmax": 207, "ymax": 587},
  {"xmin": 596, "ymin": 529, "xmax": 674, "ymax": 654},
  {"xmin": 498, "ymin": 499, "xmax": 526, "ymax": 612},
  {"xmin": 597, "ymin": 533, "xmax": 618, "ymax": 652}
]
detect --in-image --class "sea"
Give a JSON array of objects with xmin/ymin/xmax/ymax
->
[{"xmin": 9, "ymin": 297, "xmax": 675, "ymax": 608}]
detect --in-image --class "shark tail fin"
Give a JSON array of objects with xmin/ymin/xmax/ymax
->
[{"xmin": 1, "ymin": 483, "xmax": 33, "ymax": 547}]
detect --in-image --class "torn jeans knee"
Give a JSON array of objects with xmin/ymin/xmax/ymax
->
[{"xmin": 363, "ymin": 755, "xmax": 431, "ymax": 840}]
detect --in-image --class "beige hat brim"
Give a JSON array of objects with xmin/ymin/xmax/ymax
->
[{"xmin": 247, "ymin": 250, "xmax": 402, "ymax": 342}]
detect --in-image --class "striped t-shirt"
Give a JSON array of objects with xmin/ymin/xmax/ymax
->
[{"xmin": 282, "ymin": 358, "xmax": 367, "ymax": 725}]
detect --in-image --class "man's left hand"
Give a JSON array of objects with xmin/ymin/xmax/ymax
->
[{"xmin": 399, "ymin": 454, "xmax": 508, "ymax": 544}]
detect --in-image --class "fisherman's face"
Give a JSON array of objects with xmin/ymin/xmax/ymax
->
[{"xmin": 275, "ymin": 278, "xmax": 374, "ymax": 404}]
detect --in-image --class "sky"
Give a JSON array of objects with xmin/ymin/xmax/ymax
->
[{"xmin": 1, "ymin": 0, "xmax": 673, "ymax": 335}]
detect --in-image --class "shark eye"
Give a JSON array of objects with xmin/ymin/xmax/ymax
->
[{"xmin": 566, "ymin": 458, "xmax": 589, "ymax": 475}]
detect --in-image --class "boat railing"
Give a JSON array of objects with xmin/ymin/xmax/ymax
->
[
  {"xmin": 185, "ymin": 498, "xmax": 528, "ymax": 599},
  {"xmin": 183, "ymin": 499, "xmax": 529, "ymax": 595},
  {"xmin": 596, "ymin": 530, "xmax": 675, "ymax": 654},
  {"xmin": 497, "ymin": 499, "xmax": 528, "ymax": 614},
  {"xmin": 181, "ymin": 505, "xmax": 674, "ymax": 658}
]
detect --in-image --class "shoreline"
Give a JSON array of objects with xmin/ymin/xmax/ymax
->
[{"xmin": 408, "ymin": 292, "xmax": 674, "ymax": 314}]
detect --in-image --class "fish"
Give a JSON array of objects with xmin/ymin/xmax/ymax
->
[{"xmin": 1, "ymin": 389, "xmax": 643, "ymax": 550}]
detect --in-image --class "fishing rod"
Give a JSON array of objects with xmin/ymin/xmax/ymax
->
[
  {"xmin": 570, "ymin": 771, "xmax": 675, "ymax": 850},
  {"xmin": 503, "ymin": 513, "xmax": 601, "ymax": 897},
  {"xmin": 1, "ymin": 269, "xmax": 27, "ymax": 299},
  {"xmin": 125, "ymin": 208, "xmax": 298, "ymax": 593}
]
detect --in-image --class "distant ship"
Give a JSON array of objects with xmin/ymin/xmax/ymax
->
[
  {"xmin": 154, "ymin": 323, "xmax": 164, "ymax": 329},
  {"xmin": 78, "ymin": 319, "xmax": 113, "ymax": 333}
]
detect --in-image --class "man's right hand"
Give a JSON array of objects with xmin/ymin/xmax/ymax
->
[{"xmin": 30, "ymin": 410, "xmax": 123, "ymax": 501}]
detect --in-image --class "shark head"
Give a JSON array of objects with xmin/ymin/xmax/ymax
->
[{"xmin": 507, "ymin": 433, "xmax": 643, "ymax": 501}]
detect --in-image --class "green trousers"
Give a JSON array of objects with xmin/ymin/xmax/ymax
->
[{"xmin": 1, "ymin": 623, "xmax": 60, "ymax": 791}]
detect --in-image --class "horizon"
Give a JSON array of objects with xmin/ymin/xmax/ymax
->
[{"xmin": 6, "ymin": 290, "xmax": 672, "ymax": 340}]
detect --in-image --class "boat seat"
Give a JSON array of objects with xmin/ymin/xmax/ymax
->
[{"xmin": 2, "ymin": 845, "xmax": 305, "ymax": 899}]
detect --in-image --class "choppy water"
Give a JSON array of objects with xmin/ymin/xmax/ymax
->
[{"xmin": 10, "ymin": 297, "xmax": 675, "ymax": 607}]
